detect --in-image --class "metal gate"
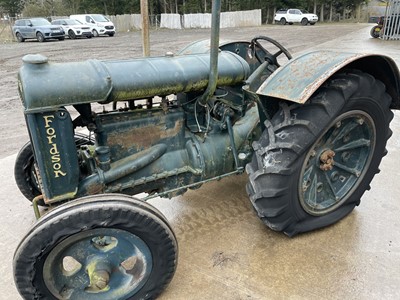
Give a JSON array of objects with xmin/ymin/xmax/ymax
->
[{"xmin": 382, "ymin": 0, "xmax": 400, "ymax": 39}]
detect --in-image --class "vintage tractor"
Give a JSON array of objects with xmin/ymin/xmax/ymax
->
[{"xmin": 13, "ymin": 1, "xmax": 400, "ymax": 299}]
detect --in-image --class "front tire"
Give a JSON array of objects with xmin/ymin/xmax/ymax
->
[
  {"xmin": 370, "ymin": 25, "xmax": 381, "ymax": 38},
  {"xmin": 14, "ymin": 194, "xmax": 178, "ymax": 300},
  {"xmin": 68, "ymin": 30, "xmax": 76, "ymax": 39},
  {"xmin": 92, "ymin": 29, "xmax": 99, "ymax": 37},
  {"xmin": 301, "ymin": 18, "xmax": 308, "ymax": 26},
  {"xmin": 14, "ymin": 133, "xmax": 92, "ymax": 204},
  {"xmin": 246, "ymin": 71, "xmax": 393, "ymax": 236},
  {"xmin": 36, "ymin": 32, "xmax": 45, "ymax": 42}
]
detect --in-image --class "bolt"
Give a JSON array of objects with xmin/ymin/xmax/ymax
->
[
  {"xmin": 92, "ymin": 270, "xmax": 110, "ymax": 290},
  {"xmin": 310, "ymin": 150, "xmax": 316, "ymax": 157},
  {"xmin": 335, "ymin": 121, "xmax": 341, "ymax": 128},
  {"xmin": 357, "ymin": 117, "xmax": 364, "ymax": 125}
]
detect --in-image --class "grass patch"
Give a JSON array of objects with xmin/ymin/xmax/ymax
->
[{"xmin": 0, "ymin": 24, "xmax": 15, "ymax": 43}]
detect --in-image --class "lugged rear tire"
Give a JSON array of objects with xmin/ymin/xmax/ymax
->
[{"xmin": 246, "ymin": 70, "xmax": 393, "ymax": 236}]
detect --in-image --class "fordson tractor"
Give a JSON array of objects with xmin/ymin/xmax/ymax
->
[{"xmin": 12, "ymin": 1, "xmax": 400, "ymax": 299}]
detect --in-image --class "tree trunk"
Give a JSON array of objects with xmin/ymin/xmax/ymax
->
[
  {"xmin": 273, "ymin": 6, "xmax": 276, "ymax": 24},
  {"xmin": 313, "ymin": 0, "xmax": 317, "ymax": 14},
  {"xmin": 320, "ymin": 3, "xmax": 324, "ymax": 22},
  {"xmin": 329, "ymin": 1, "xmax": 333, "ymax": 22}
]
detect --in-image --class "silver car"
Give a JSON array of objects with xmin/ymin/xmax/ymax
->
[{"xmin": 13, "ymin": 18, "xmax": 65, "ymax": 42}]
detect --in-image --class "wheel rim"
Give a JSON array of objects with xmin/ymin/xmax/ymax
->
[
  {"xmin": 43, "ymin": 228, "xmax": 153, "ymax": 299},
  {"xmin": 37, "ymin": 33, "xmax": 44, "ymax": 42},
  {"xmin": 299, "ymin": 110, "xmax": 376, "ymax": 216}
]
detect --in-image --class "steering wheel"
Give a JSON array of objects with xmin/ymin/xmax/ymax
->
[{"xmin": 250, "ymin": 36, "xmax": 292, "ymax": 67}]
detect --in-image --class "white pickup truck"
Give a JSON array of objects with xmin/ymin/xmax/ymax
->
[{"xmin": 274, "ymin": 9, "xmax": 318, "ymax": 25}]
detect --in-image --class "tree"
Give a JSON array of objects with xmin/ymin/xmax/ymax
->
[{"xmin": 0, "ymin": 0, "xmax": 24, "ymax": 17}]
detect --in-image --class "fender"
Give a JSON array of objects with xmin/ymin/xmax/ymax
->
[{"xmin": 257, "ymin": 50, "xmax": 400, "ymax": 109}]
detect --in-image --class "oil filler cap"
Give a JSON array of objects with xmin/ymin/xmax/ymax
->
[{"xmin": 22, "ymin": 54, "xmax": 48, "ymax": 64}]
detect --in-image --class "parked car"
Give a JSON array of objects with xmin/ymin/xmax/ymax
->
[
  {"xmin": 70, "ymin": 14, "xmax": 115, "ymax": 37},
  {"xmin": 274, "ymin": 9, "xmax": 318, "ymax": 25},
  {"xmin": 12, "ymin": 18, "xmax": 65, "ymax": 42},
  {"xmin": 51, "ymin": 19, "xmax": 92, "ymax": 39}
]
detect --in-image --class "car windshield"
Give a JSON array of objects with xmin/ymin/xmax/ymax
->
[
  {"xmin": 64, "ymin": 19, "xmax": 81, "ymax": 25},
  {"xmin": 92, "ymin": 14, "xmax": 109, "ymax": 22},
  {"xmin": 31, "ymin": 19, "xmax": 51, "ymax": 26}
]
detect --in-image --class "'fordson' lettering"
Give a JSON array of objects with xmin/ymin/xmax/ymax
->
[{"xmin": 43, "ymin": 115, "xmax": 67, "ymax": 178}]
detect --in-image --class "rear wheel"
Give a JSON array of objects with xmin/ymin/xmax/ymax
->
[
  {"xmin": 280, "ymin": 18, "xmax": 287, "ymax": 25},
  {"xmin": 36, "ymin": 32, "xmax": 45, "ymax": 42},
  {"xmin": 301, "ymin": 18, "xmax": 308, "ymax": 25},
  {"xmin": 14, "ymin": 194, "xmax": 178, "ymax": 300},
  {"xmin": 246, "ymin": 71, "xmax": 393, "ymax": 236}
]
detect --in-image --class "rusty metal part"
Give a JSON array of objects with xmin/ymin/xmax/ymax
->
[
  {"xmin": 256, "ymin": 50, "xmax": 399, "ymax": 105},
  {"xmin": 320, "ymin": 149, "xmax": 335, "ymax": 171}
]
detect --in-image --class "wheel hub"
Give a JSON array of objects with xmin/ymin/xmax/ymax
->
[
  {"xmin": 319, "ymin": 149, "xmax": 335, "ymax": 171},
  {"xmin": 299, "ymin": 111, "xmax": 376, "ymax": 216}
]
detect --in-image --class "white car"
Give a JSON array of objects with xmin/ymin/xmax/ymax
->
[
  {"xmin": 274, "ymin": 9, "xmax": 318, "ymax": 25},
  {"xmin": 51, "ymin": 19, "xmax": 92, "ymax": 39},
  {"xmin": 70, "ymin": 14, "xmax": 115, "ymax": 37}
]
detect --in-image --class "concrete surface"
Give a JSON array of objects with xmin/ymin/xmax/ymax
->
[{"xmin": 1, "ymin": 25, "xmax": 400, "ymax": 300}]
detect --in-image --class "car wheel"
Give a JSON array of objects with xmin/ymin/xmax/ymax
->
[
  {"xmin": 68, "ymin": 30, "xmax": 76, "ymax": 39},
  {"xmin": 16, "ymin": 32, "xmax": 25, "ymax": 42},
  {"xmin": 280, "ymin": 18, "xmax": 286, "ymax": 25},
  {"xmin": 58, "ymin": 37, "xmax": 65, "ymax": 41},
  {"xmin": 310, "ymin": 22, "xmax": 316, "ymax": 25},
  {"xmin": 87, "ymin": 35, "xmax": 92, "ymax": 38},
  {"xmin": 36, "ymin": 32, "xmax": 45, "ymax": 42},
  {"xmin": 92, "ymin": 29, "xmax": 99, "ymax": 37},
  {"xmin": 108, "ymin": 32, "xmax": 115, "ymax": 37},
  {"xmin": 301, "ymin": 18, "xmax": 308, "ymax": 26}
]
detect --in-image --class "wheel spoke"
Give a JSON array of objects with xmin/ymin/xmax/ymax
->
[
  {"xmin": 308, "ymin": 172, "xmax": 318, "ymax": 208},
  {"xmin": 333, "ymin": 162, "xmax": 360, "ymax": 177},
  {"xmin": 333, "ymin": 138, "xmax": 371, "ymax": 152},
  {"xmin": 323, "ymin": 171, "xmax": 338, "ymax": 200},
  {"xmin": 329, "ymin": 121, "xmax": 358, "ymax": 145}
]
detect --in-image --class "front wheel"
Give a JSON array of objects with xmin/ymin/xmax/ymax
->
[
  {"xmin": 68, "ymin": 30, "xmax": 76, "ymax": 39},
  {"xmin": 246, "ymin": 71, "xmax": 393, "ymax": 236},
  {"xmin": 14, "ymin": 194, "xmax": 178, "ymax": 300},
  {"xmin": 36, "ymin": 32, "xmax": 45, "ymax": 42},
  {"xmin": 14, "ymin": 133, "xmax": 92, "ymax": 204},
  {"xmin": 370, "ymin": 25, "xmax": 382, "ymax": 38},
  {"xmin": 108, "ymin": 32, "xmax": 115, "ymax": 37},
  {"xmin": 92, "ymin": 29, "xmax": 99, "ymax": 37},
  {"xmin": 301, "ymin": 18, "xmax": 308, "ymax": 25}
]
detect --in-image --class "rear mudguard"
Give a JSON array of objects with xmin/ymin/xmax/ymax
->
[{"xmin": 257, "ymin": 50, "xmax": 400, "ymax": 109}]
